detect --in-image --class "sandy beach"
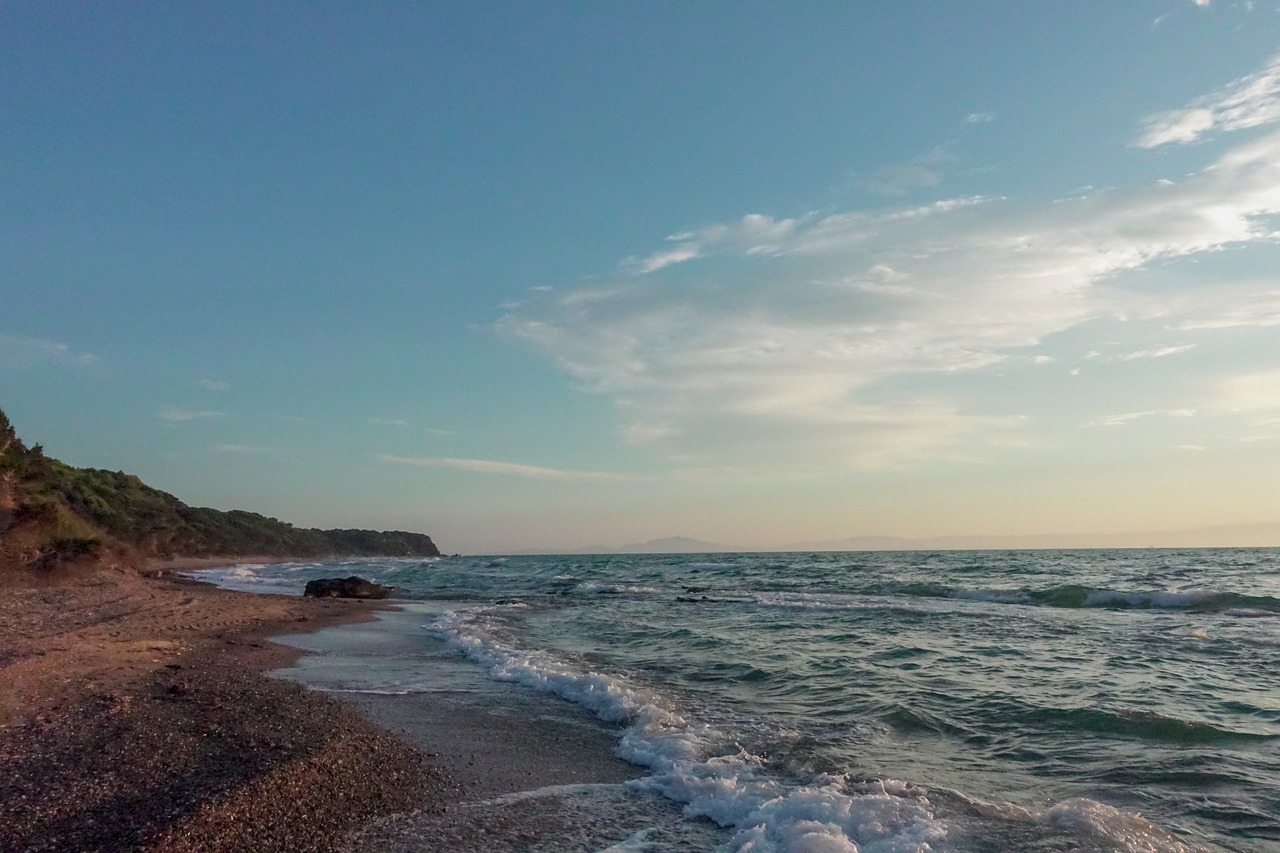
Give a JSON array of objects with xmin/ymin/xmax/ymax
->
[
  {"xmin": 0, "ymin": 564, "xmax": 672, "ymax": 852},
  {"xmin": 0, "ymin": 566, "xmax": 444, "ymax": 852}
]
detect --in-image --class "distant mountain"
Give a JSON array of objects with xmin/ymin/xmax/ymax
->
[
  {"xmin": 0, "ymin": 408, "xmax": 439, "ymax": 577},
  {"xmin": 785, "ymin": 524, "xmax": 1280, "ymax": 552},
  {"xmin": 610, "ymin": 536, "xmax": 731, "ymax": 554},
  {"xmin": 510, "ymin": 535, "xmax": 732, "ymax": 556}
]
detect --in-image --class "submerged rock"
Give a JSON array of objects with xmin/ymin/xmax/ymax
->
[{"xmin": 303, "ymin": 576, "xmax": 393, "ymax": 599}]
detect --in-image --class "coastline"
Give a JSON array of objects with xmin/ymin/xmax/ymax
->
[
  {"xmin": 0, "ymin": 560, "xmax": 682, "ymax": 852},
  {"xmin": 0, "ymin": 565, "xmax": 448, "ymax": 852}
]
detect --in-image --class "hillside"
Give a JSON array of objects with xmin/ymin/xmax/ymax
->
[{"xmin": 0, "ymin": 408, "xmax": 439, "ymax": 576}]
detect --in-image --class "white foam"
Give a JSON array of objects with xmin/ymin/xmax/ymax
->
[
  {"xmin": 191, "ymin": 564, "xmax": 305, "ymax": 594},
  {"xmin": 430, "ymin": 607, "xmax": 953, "ymax": 852},
  {"xmin": 751, "ymin": 591, "xmax": 868, "ymax": 611},
  {"xmin": 1041, "ymin": 797, "xmax": 1209, "ymax": 853},
  {"xmin": 580, "ymin": 582, "xmax": 659, "ymax": 595}
]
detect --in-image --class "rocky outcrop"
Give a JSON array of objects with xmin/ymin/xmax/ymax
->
[{"xmin": 303, "ymin": 576, "xmax": 394, "ymax": 599}]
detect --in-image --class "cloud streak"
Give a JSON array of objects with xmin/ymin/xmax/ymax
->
[
  {"xmin": 379, "ymin": 455, "xmax": 633, "ymax": 482},
  {"xmin": 498, "ymin": 52, "xmax": 1280, "ymax": 471},
  {"xmin": 0, "ymin": 335, "xmax": 100, "ymax": 370},
  {"xmin": 1137, "ymin": 52, "xmax": 1280, "ymax": 147}
]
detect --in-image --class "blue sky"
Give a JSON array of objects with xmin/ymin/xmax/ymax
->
[{"xmin": 4, "ymin": 2, "xmax": 1280, "ymax": 553}]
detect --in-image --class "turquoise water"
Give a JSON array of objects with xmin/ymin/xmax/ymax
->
[{"xmin": 202, "ymin": 549, "xmax": 1280, "ymax": 852}]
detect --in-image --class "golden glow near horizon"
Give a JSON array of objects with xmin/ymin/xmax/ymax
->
[{"xmin": 3, "ymin": 5, "xmax": 1279, "ymax": 552}]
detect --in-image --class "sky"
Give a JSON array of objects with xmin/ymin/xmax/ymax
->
[{"xmin": 4, "ymin": 2, "xmax": 1280, "ymax": 554}]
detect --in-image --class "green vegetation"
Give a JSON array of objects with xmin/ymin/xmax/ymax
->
[{"xmin": 0, "ymin": 407, "xmax": 439, "ymax": 574}]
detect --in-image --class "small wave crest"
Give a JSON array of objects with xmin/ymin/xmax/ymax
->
[
  {"xmin": 893, "ymin": 582, "xmax": 1280, "ymax": 614},
  {"xmin": 431, "ymin": 608, "xmax": 953, "ymax": 852},
  {"xmin": 578, "ymin": 582, "xmax": 659, "ymax": 596}
]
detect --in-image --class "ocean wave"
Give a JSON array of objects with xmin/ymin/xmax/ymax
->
[
  {"xmin": 765, "ymin": 583, "xmax": 1280, "ymax": 615},
  {"xmin": 429, "ymin": 608, "xmax": 1205, "ymax": 852},
  {"xmin": 1008, "ymin": 702, "xmax": 1274, "ymax": 745},
  {"xmin": 431, "ymin": 607, "xmax": 952, "ymax": 852},
  {"xmin": 940, "ymin": 583, "xmax": 1280, "ymax": 613}
]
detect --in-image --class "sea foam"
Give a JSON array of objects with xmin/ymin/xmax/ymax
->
[
  {"xmin": 431, "ymin": 605, "xmax": 1212, "ymax": 853},
  {"xmin": 433, "ymin": 607, "xmax": 949, "ymax": 852}
]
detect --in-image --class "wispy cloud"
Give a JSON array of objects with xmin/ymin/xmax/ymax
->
[
  {"xmin": 503, "ymin": 107, "xmax": 1280, "ymax": 467},
  {"xmin": 1118, "ymin": 344, "xmax": 1197, "ymax": 360},
  {"xmin": 379, "ymin": 454, "xmax": 632, "ymax": 482},
  {"xmin": 0, "ymin": 334, "xmax": 100, "ymax": 370},
  {"xmin": 624, "ymin": 244, "xmax": 702, "ymax": 275},
  {"xmin": 1170, "ymin": 289, "xmax": 1280, "ymax": 330},
  {"xmin": 860, "ymin": 145, "xmax": 956, "ymax": 197},
  {"xmin": 1084, "ymin": 409, "xmax": 1197, "ymax": 428},
  {"xmin": 368, "ymin": 417, "xmax": 411, "ymax": 427},
  {"xmin": 160, "ymin": 408, "xmax": 224, "ymax": 422},
  {"xmin": 198, "ymin": 378, "xmax": 230, "ymax": 391},
  {"xmin": 623, "ymin": 214, "xmax": 802, "ymax": 276},
  {"xmin": 213, "ymin": 443, "xmax": 273, "ymax": 454},
  {"xmin": 1137, "ymin": 51, "xmax": 1280, "ymax": 147},
  {"xmin": 965, "ymin": 112, "xmax": 994, "ymax": 124}
]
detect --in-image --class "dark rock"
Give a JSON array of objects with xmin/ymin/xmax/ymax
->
[{"xmin": 303, "ymin": 576, "xmax": 394, "ymax": 599}]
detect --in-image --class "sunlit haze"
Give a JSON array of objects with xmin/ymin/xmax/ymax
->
[{"xmin": 5, "ymin": 3, "xmax": 1280, "ymax": 553}]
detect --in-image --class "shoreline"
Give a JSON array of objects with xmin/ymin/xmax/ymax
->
[
  {"xmin": 0, "ymin": 565, "xmax": 452, "ymax": 851},
  {"xmin": 0, "ymin": 560, "xmax": 680, "ymax": 851}
]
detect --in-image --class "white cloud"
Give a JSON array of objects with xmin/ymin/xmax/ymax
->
[
  {"xmin": 1118, "ymin": 344, "xmax": 1198, "ymax": 360},
  {"xmin": 1084, "ymin": 409, "xmax": 1197, "ymax": 428},
  {"xmin": 624, "ymin": 213, "xmax": 804, "ymax": 276},
  {"xmin": 1137, "ymin": 51, "xmax": 1280, "ymax": 147},
  {"xmin": 625, "ymin": 244, "xmax": 701, "ymax": 275},
  {"xmin": 198, "ymin": 378, "xmax": 230, "ymax": 391},
  {"xmin": 503, "ymin": 118, "xmax": 1280, "ymax": 468},
  {"xmin": 161, "ymin": 408, "xmax": 224, "ymax": 422},
  {"xmin": 965, "ymin": 112, "xmax": 995, "ymax": 124},
  {"xmin": 213, "ymin": 443, "xmax": 272, "ymax": 454},
  {"xmin": 378, "ymin": 455, "xmax": 633, "ymax": 482},
  {"xmin": 368, "ymin": 417, "xmax": 411, "ymax": 427},
  {"xmin": 0, "ymin": 334, "xmax": 100, "ymax": 370}
]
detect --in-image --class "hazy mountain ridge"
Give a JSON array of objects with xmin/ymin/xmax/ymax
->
[
  {"xmin": 0, "ymin": 408, "xmax": 439, "ymax": 576},
  {"xmin": 514, "ymin": 525, "xmax": 1280, "ymax": 556}
]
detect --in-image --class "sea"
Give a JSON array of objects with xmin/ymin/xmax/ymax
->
[{"xmin": 196, "ymin": 548, "xmax": 1280, "ymax": 853}]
